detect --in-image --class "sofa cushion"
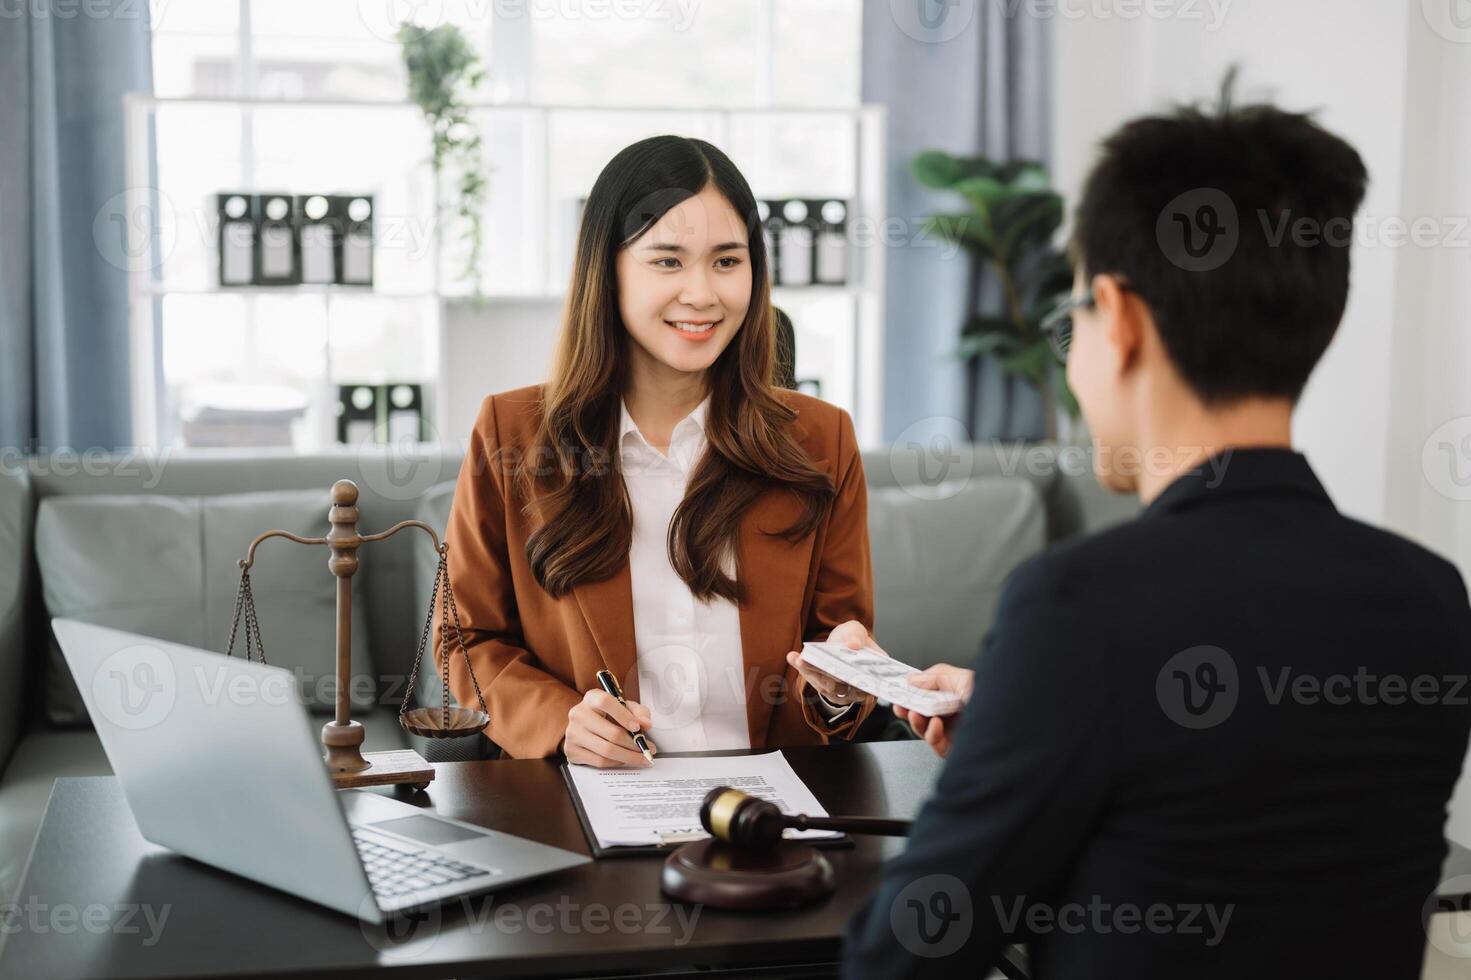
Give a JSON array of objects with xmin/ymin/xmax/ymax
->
[
  {"xmin": 34, "ymin": 489, "xmax": 374, "ymax": 725},
  {"xmin": 0, "ymin": 467, "xmax": 32, "ymax": 776},
  {"xmin": 863, "ymin": 441, "xmax": 1140, "ymax": 543},
  {"xmin": 866, "ymin": 476, "xmax": 1045, "ymax": 669}
]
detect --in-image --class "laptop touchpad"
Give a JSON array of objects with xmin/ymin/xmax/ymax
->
[{"xmin": 371, "ymin": 814, "xmax": 489, "ymax": 846}]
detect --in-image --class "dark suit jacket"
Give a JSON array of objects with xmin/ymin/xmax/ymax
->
[
  {"xmin": 438, "ymin": 384, "xmax": 876, "ymax": 759},
  {"xmin": 844, "ymin": 449, "xmax": 1471, "ymax": 979}
]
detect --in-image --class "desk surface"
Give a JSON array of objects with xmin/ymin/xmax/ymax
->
[
  {"xmin": 5, "ymin": 739, "xmax": 1470, "ymax": 980},
  {"xmin": 0, "ymin": 740, "xmax": 944, "ymax": 980}
]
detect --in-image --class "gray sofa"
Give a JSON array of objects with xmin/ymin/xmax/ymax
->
[{"xmin": 0, "ymin": 442, "xmax": 1136, "ymax": 902}]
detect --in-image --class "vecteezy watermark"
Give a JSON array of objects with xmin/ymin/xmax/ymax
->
[
  {"xmin": 890, "ymin": 874, "xmax": 973, "ymax": 958},
  {"xmin": 1259, "ymin": 211, "xmax": 1471, "ymax": 250},
  {"xmin": 0, "ymin": 0, "xmax": 160, "ymax": 20},
  {"xmin": 1424, "ymin": 876, "xmax": 1471, "ymax": 959},
  {"xmin": 91, "ymin": 643, "xmax": 179, "ymax": 730},
  {"xmin": 91, "ymin": 187, "xmax": 445, "ymax": 274},
  {"xmin": 993, "ymin": 895, "xmax": 1234, "ymax": 947},
  {"xmin": 353, "ymin": 413, "xmax": 461, "ymax": 503},
  {"xmin": 1421, "ymin": 0, "xmax": 1471, "ymax": 44},
  {"xmin": 889, "ymin": 0, "xmax": 1230, "ymax": 44},
  {"xmin": 888, "ymin": 417, "xmax": 975, "ymax": 501},
  {"xmin": 0, "ymin": 898, "xmax": 171, "ymax": 947},
  {"xmin": 85, "ymin": 646, "xmax": 422, "ymax": 731},
  {"xmin": 0, "ymin": 445, "xmax": 173, "ymax": 487},
  {"xmin": 1001, "ymin": 0, "xmax": 1230, "ymax": 29},
  {"xmin": 1157, "ymin": 188, "xmax": 1471, "ymax": 272},
  {"xmin": 990, "ymin": 440, "xmax": 1234, "ymax": 488},
  {"xmin": 1423, "ymin": 415, "xmax": 1471, "ymax": 501},
  {"xmin": 1258, "ymin": 667, "xmax": 1469, "ymax": 708},
  {"xmin": 356, "ymin": 0, "xmax": 703, "ymax": 43},
  {"xmin": 888, "ymin": 0, "xmax": 976, "ymax": 44},
  {"xmin": 1156, "ymin": 187, "xmax": 1240, "ymax": 272},
  {"xmin": 359, "ymin": 892, "xmax": 701, "ymax": 957},
  {"xmin": 1157, "ymin": 646, "xmax": 1471, "ymax": 730},
  {"xmin": 1156, "ymin": 645, "xmax": 1239, "ymax": 729},
  {"xmin": 92, "ymin": 187, "xmax": 181, "ymax": 275}
]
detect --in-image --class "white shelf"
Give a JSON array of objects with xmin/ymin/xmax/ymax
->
[{"xmin": 124, "ymin": 95, "xmax": 887, "ymax": 451}]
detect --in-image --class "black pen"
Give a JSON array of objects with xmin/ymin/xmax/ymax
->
[{"xmin": 595, "ymin": 669, "xmax": 655, "ymax": 765}]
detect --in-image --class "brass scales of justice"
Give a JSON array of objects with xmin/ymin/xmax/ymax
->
[{"xmin": 224, "ymin": 479, "xmax": 491, "ymax": 791}]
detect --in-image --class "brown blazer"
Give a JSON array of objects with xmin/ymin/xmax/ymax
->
[{"xmin": 439, "ymin": 383, "xmax": 876, "ymax": 759}]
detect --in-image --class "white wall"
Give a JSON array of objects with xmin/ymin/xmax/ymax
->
[
  {"xmin": 1052, "ymin": 0, "xmax": 1471, "ymax": 844},
  {"xmin": 1053, "ymin": 0, "xmax": 1411, "ymax": 525},
  {"xmin": 439, "ymin": 298, "xmax": 563, "ymax": 445}
]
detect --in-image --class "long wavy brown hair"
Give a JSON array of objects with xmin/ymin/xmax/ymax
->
[{"xmin": 516, "ymin": 135, "xmax": 835, "ymax": 603}]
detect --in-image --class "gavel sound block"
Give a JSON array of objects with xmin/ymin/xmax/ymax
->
[{"xmin": 660, "ymin": 786, "xmax": 912, "ymax": 910}]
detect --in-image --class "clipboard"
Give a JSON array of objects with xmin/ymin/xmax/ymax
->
[{"xmin": 559, "ymin": 763, "xmax": 854, "ymax": 859}]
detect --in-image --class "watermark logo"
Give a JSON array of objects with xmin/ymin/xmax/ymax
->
[
  {"xmin": 359, "ymin": 890, "xmax": 444, "ymax": 959},
  {"xmin": 357, "ymin": 0, "xmax": 446, "ymax": 42},
  {"xmin": 994, "ymin": 895, "xmax": 1232, "ymax": 946},
  {"xmin": 358, "ymin": 892, "xmax": 700, "ymax": 955},
  {"xmin": 1423, "ymin": 416, "xmax": 1471, "ymax": 501},
  {"xmin": 1156, "ymin": 187, "xmax": 1239, "ymax": 272},
  {"xmin": 889, "ymin": 0, "xmax": 975, "ymax": 44},
  {"xmin": 890, "ymin": 874, "xmax": 972, "ymax": 958},
  {"xmin": 355, "ymin": 412, "xmax": 457, "ymax": 502},
  {"xmin": 636, "ymin": 641, "xmax": 709, "ymax": 731},
  {"xmin": 91, "ymin": 642, "xmax": 177, "ymax": 730},
  {"xmin": 1156, "ymin": 645, "xmax": 1237, "ymax": 730},
  {"xmin": 1424, "ymin": 876, "xmax": 1471, "ymax": 958},
  {"xmin": 0, "ymin": 898, "xmax": 171, "ymax": 946},
  {"xmin": 889, "ymin": 416, "xmax": 974, "ymax": 500},
  {"xmin": 92, "ymin": 187, "xmax": 179, "ymax": 274},
  {"xmin": 1422, "ymin": 0, "xmax": 1471, "ymax": 44}
]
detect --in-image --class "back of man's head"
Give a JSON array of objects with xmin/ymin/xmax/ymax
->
[{"xmin": 1072, "ymin": 77, "xmax": 1369, "ymax": 406}]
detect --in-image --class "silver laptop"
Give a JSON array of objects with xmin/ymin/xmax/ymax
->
[{"xmin": 53, "ymin": 617, "xmax": 589, "ymax": 924}]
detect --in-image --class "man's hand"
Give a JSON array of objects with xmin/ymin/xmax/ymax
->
[
  {"xmin": 784, "ymin": 619, "xmax": 883, "ymax": 708},
  {"xmin": 893, "ymin": 664, "xmax": 974, "ymax": 758}
]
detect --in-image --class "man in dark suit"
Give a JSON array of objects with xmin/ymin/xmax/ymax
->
[{"xmin": 839, "ymin": 90, "xmax": 1471, "ymax": 978}]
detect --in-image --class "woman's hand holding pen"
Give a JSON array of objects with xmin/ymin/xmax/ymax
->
[{"xmin": 564, "ymin": 689, "xmax": 658, "ymax": 768}]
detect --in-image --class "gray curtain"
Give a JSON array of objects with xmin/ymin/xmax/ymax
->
[
  {"xmin": 0, "ymin": 1, "xmax": 153, "ymax": 453},
  {"xmin": 863, "ymin": 0, "xmax": 1051, "ymax": 443}
]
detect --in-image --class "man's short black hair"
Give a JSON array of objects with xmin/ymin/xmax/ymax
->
[{"xmin": 1071, "ymin": 74, "xmax": 1368, "ymax": 404}]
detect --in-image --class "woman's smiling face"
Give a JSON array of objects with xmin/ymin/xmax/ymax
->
[{"xmin": 615, "ymin": 184, "xmax": 753, "ymax": 380}]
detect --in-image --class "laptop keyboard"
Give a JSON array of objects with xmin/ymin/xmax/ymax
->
[{"xmin": 352, "ymin": 827, "xmax": 498, "ymax": 900}]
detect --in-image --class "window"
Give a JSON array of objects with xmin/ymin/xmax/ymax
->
[{"xmin": 139, "ymin": 2, "xmax": 873, "ymax": 451}]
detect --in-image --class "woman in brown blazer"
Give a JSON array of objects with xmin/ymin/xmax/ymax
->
[{"xmin": 441, "ymin": 135, "xmax": 883, "ymax": 766}]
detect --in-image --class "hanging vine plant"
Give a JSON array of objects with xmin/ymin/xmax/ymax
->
[{"xmin": 397, "ymin": 23, "xmax": 488, "ymax": 295}]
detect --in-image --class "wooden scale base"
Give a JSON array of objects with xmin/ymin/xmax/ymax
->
[{"xmin": 323, "ymin": 719, "xmax": 435, "ymax": 791}]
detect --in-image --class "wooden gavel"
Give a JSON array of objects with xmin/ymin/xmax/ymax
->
[{"xmin": 700, "ymin": 786, "xmax": 912, "ymax": 851}]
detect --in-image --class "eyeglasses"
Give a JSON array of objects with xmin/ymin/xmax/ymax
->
[
  {"xmin": 1039, "ymin": 282, "xmax": 1137, "ymax": 362},
  {"xmin": 1039, "ymin": 290, "xmax": 1093, "ymax": 362}
]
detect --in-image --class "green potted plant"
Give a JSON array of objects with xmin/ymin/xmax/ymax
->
[
  {"xmin": 913, "ymin": 150, "xmax": 1078, "ymax": 440},
  {"xmin": 398, "ymin": 23, "xmax": 488, "ymax": 296}
]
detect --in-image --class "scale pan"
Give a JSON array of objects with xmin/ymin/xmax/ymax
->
[{"xmin": 399, "ymin": 706, "xmax": 490, "ymax": 739}]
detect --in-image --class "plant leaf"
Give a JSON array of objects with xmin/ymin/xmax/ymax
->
[
  {"xmin": 992, "ymin": 193, "xmax": 1063, "ymax": 262},
  {"xmin": 953, "ymin": 331, "xmax": 1022, "ymax": 361},
  {"xmin": 923, "ymin": 214, "xmax": 993, "ymax": 254},
  {"xmin": 998, "ymin": 339, "xmax": 1054, "ymax": 385},
  {"xmin": 911, "ymin": 150, "xmax": 1001, "ymax": 190}
]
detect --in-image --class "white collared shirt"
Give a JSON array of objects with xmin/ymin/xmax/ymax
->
[{"xmin": 619, "ymin": 396, "xmax": 752, "ymax": 752}]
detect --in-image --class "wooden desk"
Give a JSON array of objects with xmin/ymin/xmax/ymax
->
[
  {"xmin": 0, "ymin": 740, "xmax": 949, "ymax": 980},
  {"xmin": 5, "ymin": 737, "xmax": 1466, "ymax": 980}
]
